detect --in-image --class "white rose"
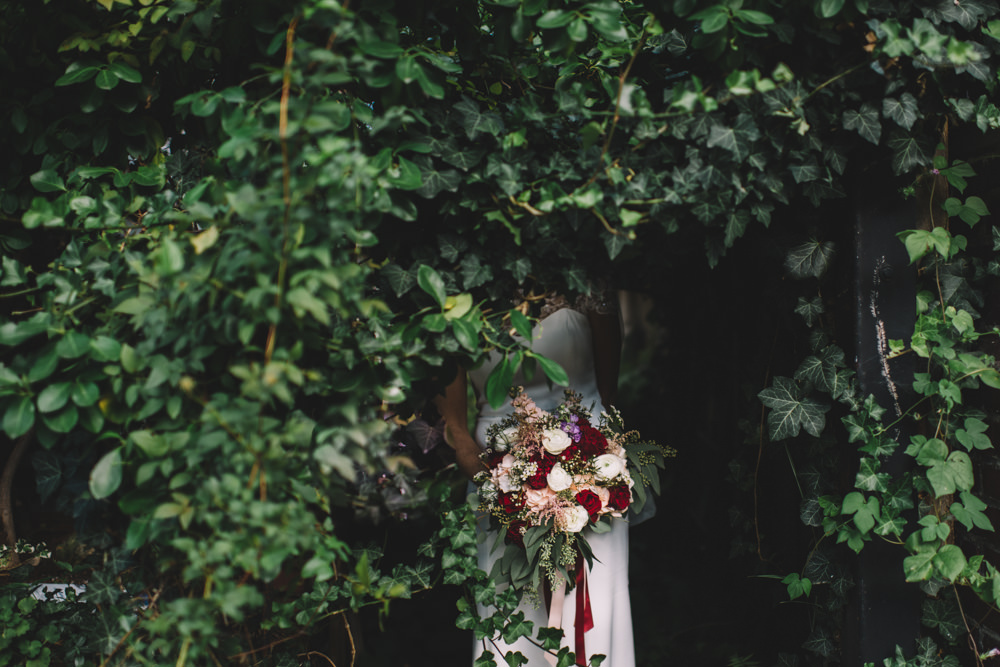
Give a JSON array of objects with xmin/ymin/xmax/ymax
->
[
  {"xmin": 546, "ymin": 463, "xmax": 573, "ymax": 492},
  {"xmin": 541, "ymin": 428, "xmax": 572, "ymax": 455},
  {"xmin": 593, "ymin": 454, "xmax": 626, "ymax": 482},
  {"xmin": 558, "ymin": 506, "xmax": 590, "ymax": 533}
]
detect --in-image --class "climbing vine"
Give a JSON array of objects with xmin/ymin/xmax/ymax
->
[{"xmin": 3, "ymin": 0, "xmax": 1000, "ymax": 664}]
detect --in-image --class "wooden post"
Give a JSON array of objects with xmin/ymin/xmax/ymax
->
[{"xmin": 844, "ymin": 185, "xmax": 923, "ymax": 664}]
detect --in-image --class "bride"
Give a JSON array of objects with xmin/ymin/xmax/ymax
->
[{"xmin": 435, "ymin": 288, "xmax": 636, "ymax": 667}]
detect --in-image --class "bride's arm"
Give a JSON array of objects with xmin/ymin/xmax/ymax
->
[
  {"xmin": 588, "ymin": 308, "xmax": 622, "ymax": 408},
  {"xmin": 433, "ymin": 369, "xmax": 486, "ymax": 480}
]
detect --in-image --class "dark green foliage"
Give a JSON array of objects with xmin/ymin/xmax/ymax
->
[{"xmin": 2, "ymin": 0, "xmax": 1000, "ymax": 664}]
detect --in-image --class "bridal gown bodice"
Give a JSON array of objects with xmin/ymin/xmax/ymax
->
[
  {"xmin": 466, "ymin": 306, "xmax": 636, "ymax": 667},
  {"xmin": 468, "ymin": 308, "xmax": 604, "ymax": 442}
]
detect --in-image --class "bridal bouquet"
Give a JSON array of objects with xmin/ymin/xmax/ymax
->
[{"xmin": 474, "ymin": 387, "xmax": 670, "ymax": 594}]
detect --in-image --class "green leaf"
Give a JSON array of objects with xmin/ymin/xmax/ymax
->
[
  {"xmin": 509, "ymin": 309, "xmax": 533, "ymax": 339},
  {"xmin": 933, "ymin": 544, "xmax": 967, "ymax": 582},
  {"xmin": 855, "ymin": 457, "xmax": 889, "ymax": 493},
  {"xmin": 784, "ymin": 240, "xmax": 835, "ymax": 279},
  {"xmin": 922, "ymin": 597, "xmax": 964, "ymax": 642},
  {"xmin": 417, "ymin": 264, "xmax": 447, "ymax": 307},
  {"xmin": 452, "ymin": 319, "xmax": 478, "ymax": 352},
  {"xmin": 382, "ymin": 264, "xmax": 416, "ymax": 297},
  {"xmin": 131, "ymin": 429, "xmax": 168, "ymax": 457},
  {"xmin": 534, "ymin": 354, "xmax": 568, "ymax": 387},
  {"xmin": 882, "ymin": 93, "xmax": 919, "ymax": 130},
  {"xmin": 95, "ymin": 68, "xmax": 119, "ymax": 90},
  {"xmin": 794, "ymin": 296, "xmax": 824, "ymax": 326},
  {"xmin": 818, "ymin": 0, "xmax": 845, "ymax": 17},
  {"xmin": 904, "ymin": 550, "xmax": 935, "ymax": 581},
  {"xmin": 42, "ymin": 404, "xmax": 78, "ymax": 433},
  {"xmin": 758, "ymin": 377, "xmax": 830, "ymax": 440},
  {"xmin": 842, "ymin": 104, "xmax": 881, "ymax": 144},
  {"xmin": 37, "ymin": 383, "xmax": 72, "ymax": 413},
  {"xmin": 951, "ymin": 491, "xmax": 995, "ymax": 531},
  {"xmin": 89, "ymin": 447, "xmax": 122, "ymax": 499},
  {"xmin": 485, "ymin": 355, "xmax": 515, "ymax": 409},
  {"xmin": 387, "ymin": 156, "xmax": 423, "ymax": 190},
  {"xmin": 56, "ymin": 331, "xmax": 91, "ymax": 358},
  {"xmin": 56, "ymin": 64, "xmax": 100, "ymax": 85},
  {"xmin": 29, "ymin": 169, "xmax": 66, "ymax": 193},
  {"xmin": 455, "ymin": 97, "xmax": 504, "ymax": 140},
  {"xmin": 926, "ymin": 451, "xmax": 974, "ymax": 497},
  {"xmin": 536, "ymin": 10, "xmax": 575, "ymax": 28},
  {"xmin": 3, "ymin": 396, "xmax": 35, "ymax": 438},
  {"xmin": 956, "ymin": 417, "xmax": 991, "ymax": 451},
  {"xmin": 889, "ymin": 133, "xmax": 931, "ymax": 175},
  {"xmin": 108, "ymin": 61, "xmax": 142, "ymax": 83}
]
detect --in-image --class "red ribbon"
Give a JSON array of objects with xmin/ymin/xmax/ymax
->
[
  {"xmin": 542, "ymin": 555, "xmax": 593, "ymax": 667},
  {"xmin": 573, "ymin": 556, "xmax": 594, "ymax": 666}
]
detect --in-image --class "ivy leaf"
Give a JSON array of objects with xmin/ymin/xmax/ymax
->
[
  {"xmin": 794, "ymin": 296, "xmax": 824, "ymax": 326},
  {"xmin": 855, "ymin": 457, "xmax": 889, "ymax": 493},
  {"xmin": 882, "ymin": 93, "xmax": 919, "ymax": 130},
  {"xmin": 438, "ymin": 235, "xmax": 468, "ymax": 263},
  {"xmin": 758, "ymin": 376, "xmax": 830, "ymax": 440},
  {"xmin": 32, "ymin": 449, "xmax": 62, "ymax": 503},
  {"xmin": 874, "ymin": 509, "xmax": 906, "ymax": 537},
  {"xmin": 784, "ymin": 240, "xmax": 836, "ymax": 279},
  {"xmin": 888, "ymin": 132, "xmax": 932, "ymax": 175},
  {"xmin": 802, "ymin": 626, "xmax": 835, "ymax": 657},
  {"xmin": 936, "ymin": 0, "xmax": 992, "ymax": 29},
  {"xmin": 789, "ymin": 163, "xmax": 822, "ymax": 184},
  {"xmin": 794, "ymin": 345, "xmax": 846, "ymax": 396},
  {"xmin": 842, "ymin": 104, "xmax": 881, "ymax": 144},
  {"xmin": 416, "ymin": 167, "xmax": 462, "ymax": 199},
  {"xmin": 921, "ymin": 597, "xmax": 963, "ymax": 642},
  {"xmin": 382, "ymin": 263, "xmax": 416, "ymax": 297},
  {"xmin": 454, "ymin": 97, "xmax": 504, "ymax": 140},
  {"xmin": 705, "ymin": 114, "xmax": 760, "ymax": 162},
  {"xmin": 460, "ymin": 255, "xmax": 492, "ymax": 289}
]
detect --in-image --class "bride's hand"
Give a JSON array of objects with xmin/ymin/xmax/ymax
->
[
  {"xmin": 444, "ymin": 424, "xmax": 486, "ymax": 479},
  {"xmin": 433, "ymin": 368, "xmax": 485, "ymax": 480}
]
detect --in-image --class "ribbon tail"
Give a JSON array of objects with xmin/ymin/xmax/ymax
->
[
  {"xmin": 546, "ymin": 579, "xmax": 566, "ymax": 667},
  {"xmin": 574, "ymin": 557, "xmax": 594, "ymax": 666}
]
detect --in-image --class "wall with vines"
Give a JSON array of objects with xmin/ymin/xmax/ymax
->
[{"xmin": 2, "ymin": 0, "xmax": 1000, "ymax": 665}]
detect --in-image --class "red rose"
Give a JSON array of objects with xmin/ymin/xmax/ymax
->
[
  {"xmin": 499, "ymin": 492, "xmax": 522, "ymax": 515},
  {"xmin": 506, "ymin": 520, "xmax": 527, "ymax": 547},
  {"xmin": 486, "ymin": 451, "xmax": 506, "ymax": 469},
  {"xmin": 575, "ymin": 490, "xmax": 603, "ymax": 521},
  {"xmin": 607, "ymin": 485, "xmax": 630, "ymax": 511},
  {"xmin": 577, "ymin": 423, "xmax": 608, "ymax": 458},
  {"xmin": 559, "ymin": 443, "xmax": 581, "ymax": 461},
  {"xmin": 526, "ymin": 472, "xmax": 548, "ymax": 489}
]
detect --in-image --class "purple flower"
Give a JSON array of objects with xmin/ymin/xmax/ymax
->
[{"xmin": 560, "ymin": 420, "xmax": 582, "ymax": 442}]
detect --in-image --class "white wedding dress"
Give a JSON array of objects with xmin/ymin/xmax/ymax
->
[{"xmin": 467, "ymin": 305, "xmax": 636, "ymax": 667}]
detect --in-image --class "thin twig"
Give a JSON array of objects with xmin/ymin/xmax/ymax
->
[{"xmin": 265, "ymin": 15, "xmax": 300, "ymax": 366}]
